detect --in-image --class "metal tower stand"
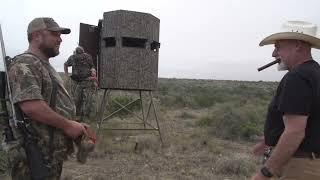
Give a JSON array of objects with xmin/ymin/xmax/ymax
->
[{"xmin": 96, "ymin": 89, "xmax": 163, "ymax": 144}]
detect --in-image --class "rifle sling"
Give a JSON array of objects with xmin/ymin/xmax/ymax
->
[
  {"xmin": 18, "ymin": 53, "xmax": 59, "ymax": 159},
  {"xmin": 47, "ymin": 73, "xmax": 58, "ymax": 159}
]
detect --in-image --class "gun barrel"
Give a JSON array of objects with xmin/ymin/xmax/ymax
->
[
  {"xmin": 257, "ymin": 59, "xmax": 281, "ymax": 71},
  {"xmin": 0, "ymin": 25, "xmax": 18, "ymax": 126}
]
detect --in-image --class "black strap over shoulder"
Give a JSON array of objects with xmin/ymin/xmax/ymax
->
[
  {"xmin": 17, "ymin": 53, "xmax": 59, "ymax": 158},
  {"xmin": 47, "ymin": 74, "xmax": 58, "ymax": 158}
]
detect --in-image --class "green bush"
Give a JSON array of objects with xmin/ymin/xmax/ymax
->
[
  {"xmin": 214, "ymin": 153, "xmax": 257, "ymax": 177},
  {"xmin": 191, "ymin": 87, "xmax": 225, "ymax": 107},
  {"xmin": 178, "ymin": 111, "xmax": 196, "ymax": 119},
  {"xmin": 197, "ymin": 100, "xmax": 266, "ymax": 140},
  {"xmin": 197, "ymin": 116, "xmax": 212, "ymax": 126},
  {"xmin": 156, "ymin": 78, "xmax": 276, "ymax": 140}
]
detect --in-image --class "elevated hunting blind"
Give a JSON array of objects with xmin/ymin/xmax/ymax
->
[
  {"xmin": 79, "ymin": 10, "xmax": 160, "ymax": 90},
  {"xmin": 79, "ymin": 10, "xmax": 163, "ymax": 143}
]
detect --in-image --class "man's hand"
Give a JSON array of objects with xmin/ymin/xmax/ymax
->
[
  {"xmin": 90, "ymin": 68, "xmax": 96, "ymax": 77},
  {"xmin": 252, "ymin": 140, "xmax": 267, "ymax": 156},
  {"xmin": 89, "ymin": 68, "xmax": 98, "ymax": 87},
  {"xmin": 63, "ymin": 120, "xmax": 87, "ymax": 139},
  {"xmin": 89, "ymin": 76, "xmax": 98, "ymax": 87},
  {"xmin": 251, "ymin": 171, "xmax": 270, "ymax": 180},
  {"xmin": 81, "ymin": 123, "xmax": 97, "ymax": 144}
]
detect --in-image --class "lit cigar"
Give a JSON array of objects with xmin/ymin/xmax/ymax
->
[{"xmin": 257, "ymin": 59, "xmax": 281, "ymax": 71}]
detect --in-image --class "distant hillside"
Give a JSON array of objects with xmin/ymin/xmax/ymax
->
[{"xmin": 156, "ymin": 78, "xmax": 277, "ymax": 108}]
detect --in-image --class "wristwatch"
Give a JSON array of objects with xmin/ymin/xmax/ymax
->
[{"xmin": 260, "ymin": 166, "xmax": 273, "ymax": 178}]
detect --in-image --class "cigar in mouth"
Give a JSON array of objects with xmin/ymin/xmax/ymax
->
[{"xmin": 257, "ymin": 59, "xmax": 281, "ymax": 71}]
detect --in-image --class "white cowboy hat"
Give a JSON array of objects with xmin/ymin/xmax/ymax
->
[{"xmin": 259, "ymin": 21, "xmax": 320, "ymax": 49}]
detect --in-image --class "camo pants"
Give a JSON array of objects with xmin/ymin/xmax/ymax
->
[
  {"xmin": 11, "ymin": 159, "xmax": 63, "ymax": 180},
  {"xmin": 71, "ymin": 79, "xmax": 97, "ymax": 122},
  {"xmin": 5, "ymin": 140, "xmax": 64, "ymax": 180}
]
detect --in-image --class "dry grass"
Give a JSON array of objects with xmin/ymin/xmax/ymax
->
[{"xmin": 61, "ymin": 108, "xmax": 260, "ymax": 180}]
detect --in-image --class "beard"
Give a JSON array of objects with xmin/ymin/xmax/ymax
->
[
  {"xmin": 39, "ymin": 43, "xmax": 59, "ymax": 58},
  {"xmin": 277, "ymin": 60, "xmax": 289, "ymax": 71}
]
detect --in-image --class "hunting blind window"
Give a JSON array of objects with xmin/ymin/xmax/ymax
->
[
  {"xmin": 104, "ymin": 37, "xmax": 116, "ymax": 47},
  {"xmin": 122, "ymin": 37, "xmax": 147, "ymax": 48}
]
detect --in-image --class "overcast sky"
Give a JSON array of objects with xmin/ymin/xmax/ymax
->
[{"xmin": 1, "ymin": 0, "xmax": 320, "ymax": 81}]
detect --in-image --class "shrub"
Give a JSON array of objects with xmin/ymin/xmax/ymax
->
[
  {"xmin": 214, "ymin": 153, "xmax": 257, "ymax": 177},
  {"xmin": 196, "ymin": 116, "xmax": 212, "ymax": 127},
  {"xmin": 178, "ymin": 111, "xmax": 196, "ymax": 119},
  {"xmin": 196, "ymin": 100, "xmax": 266, "ymax": 140}
]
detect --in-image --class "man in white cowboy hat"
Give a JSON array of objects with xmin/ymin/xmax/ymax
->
[{"xmin": 251, "ymin": 21, "xmax": 320, "ymax": 180}]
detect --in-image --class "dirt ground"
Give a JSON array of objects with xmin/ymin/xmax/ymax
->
[{"xmin": 60, "ymin": 109, "xmax": 260, "ymax": 180}]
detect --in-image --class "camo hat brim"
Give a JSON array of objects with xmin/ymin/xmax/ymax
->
[{"xmin": 27, "ymin": 17, "xmax": 71, "ymax": 34}]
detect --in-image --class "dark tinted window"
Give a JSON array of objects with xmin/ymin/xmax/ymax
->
[{"xmin": 122, "ymin": 37, "xmax": 147, "ymax": 48}]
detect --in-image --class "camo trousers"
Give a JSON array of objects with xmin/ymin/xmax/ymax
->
[
  {"xmin": 71, "ymin": 79, "xmax": 97, "ymax": 122},
  {"xmin": 11, "ymin": 159, "xmax": 63, "ymax": 180},
  {"xmin": 6, "ymin": 137, "xmax": 71, "ymax": 180}
]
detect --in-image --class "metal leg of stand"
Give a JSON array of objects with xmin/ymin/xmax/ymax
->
[
  {"xmin": 139, "ymin": 91, "xmax": 146, "ymax": 128},
  {"xmin": 145, "ymin": 99, "xmax": 152, "ymax": 123},
  {"xmin": 97, "ymin": 89, "xmax": 110, "ymax": 134},
  {"xmin": 97, "ymin": 90, "xmax": 163, "ymax": 145},
  {"xmin": 149, "ymin": 91, "xmax": 163, "ymax": 144}
]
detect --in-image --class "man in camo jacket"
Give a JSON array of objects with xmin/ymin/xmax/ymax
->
[
  {"xmin": 8, "ymin": 17, "xmax": 87, "ymax": 180},
  {"xmin": 64, "ymin": 46, "xmax": 98, "ymax": 122}
]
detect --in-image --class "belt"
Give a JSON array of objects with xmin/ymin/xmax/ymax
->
[
  {"xmin": 264, "ymin": 147, "xmax": 320, "ymax": 159},
  {"xmin": 293, "ymin": 150, "xmax": 320, "ymax": 159}
]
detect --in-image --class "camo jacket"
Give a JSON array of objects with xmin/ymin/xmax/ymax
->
[
  {"xmin": 64, "ymin": 53, "xmax": 94, "ymax": 79},
  {"xmin": 8, "ymin": 53, "xmax": 76, "ymax": 161}
]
